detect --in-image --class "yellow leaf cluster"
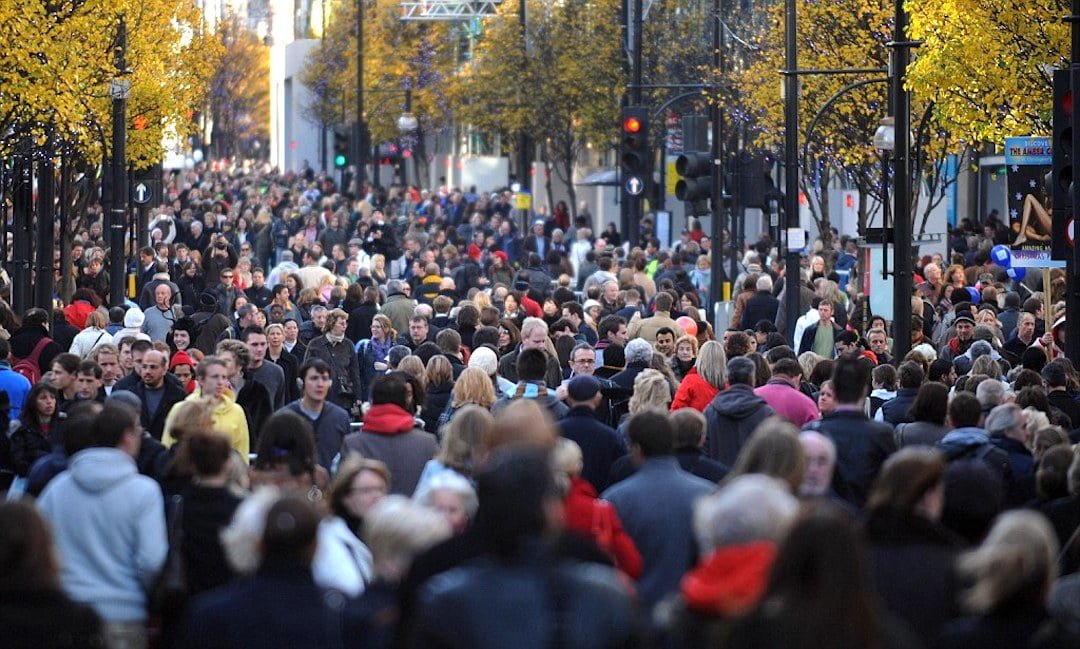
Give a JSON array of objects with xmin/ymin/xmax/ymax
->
[
  {"xmin": 907, "ymin": 0, "xmax": 1067, "ymax": 144},
  {"xmin": 0, "ymin": 0, "xmax": 221, "ymax": 166}
]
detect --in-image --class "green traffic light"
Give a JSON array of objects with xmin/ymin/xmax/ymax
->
[{"xmin": 334, "ymin": 154, "xmax": 347, "ymax": 168}]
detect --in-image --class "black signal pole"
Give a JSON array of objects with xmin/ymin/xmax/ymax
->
[
  {"xmin": 890, "ymin": 0, "xmax": 913, "ymax": 361},
  {"xmin": 35, "ymin": 129, "xmax": 55, "ymax": 310},
  {"xmin": 109, "ymin": 18, "xmax": 128, "ymax": 308},
  {"xmin": 1068, "ymin": 0, "xmax": 1080, "ymax": 362},
  {"xmin": 782, "ymin": 0, "xmax": 801, "ymax": 344}
]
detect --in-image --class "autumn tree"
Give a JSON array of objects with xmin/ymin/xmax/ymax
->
[
  {"xmin": 907, "ymin": 0, "xmax": 1067, "ymax": 144},
  {"xmin": 300, "ymin": 0, "xmax": 456, "ymax": 178},
  {"xmin": 449, "ymin": 0, "xmax": 624, "ymax": 215},
  {"xmin": 730, "ymin": 0, "xmax": 963, "ymax": 241},
  {"xmin": 0, "ymin": 0, "xmax": 219, "ymax": 300},
  {"xmin": 210, "ymin": 16, "xmax": 271, "ymax": 159}
]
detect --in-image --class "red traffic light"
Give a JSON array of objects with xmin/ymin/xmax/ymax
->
[
  {"xmin": 623, "ymin": 117, "xmax": 642, "ymax": 134},
  {"xmin": 1064, "ymin": 89, "xmax": 1074, "ymax": 116}
]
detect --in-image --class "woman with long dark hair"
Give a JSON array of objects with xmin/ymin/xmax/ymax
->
[{"xmin": 9, "ymin": 383, "xmax": 59, "ymax": 479}]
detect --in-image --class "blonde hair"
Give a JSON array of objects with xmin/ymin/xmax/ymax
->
[
  {"xmin": 425, "ymin": 355, "xmax": 453, "ymax": 387},
  {"xmin": 167, "ymin": 398, "xmax": 216, "ymax": 444},
  {"xmin": 629, "ymin": 369, "xmax": 673, "ymax": 414},
  {"xmin": 675, "ymin": 334, "xmax": 699, "ymax": 357},
  {"xmin": 451, "ymin": 367, "xmax": 496, "ymax": 409},
  {"xmin": 436, "ymin": 404, "xmax": 493, "ymax": 471},
  {"xmin": 727, "ymin": 417, "xmax": 806, "ymax": 493},
  {"xmin": 397, "ymin": 356, "xmax": 426, "ymax": 391},
  {"xmin": 696, "ymin": 341, "xmax": 728, "ymax": 389},
  {"xmin": 372, "ymin": 314, "xmax": 397, "ymax": 342},
  {"xmin": 364, "ymin": 496, "xmax": 452, "ymax": 581},
  {"xmin": 85, "ymin": 309, "xmax": 108, "ymax": 330}
]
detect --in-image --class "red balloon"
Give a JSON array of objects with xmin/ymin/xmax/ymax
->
[{"xmin": 675, "ymin": 316, "xmax": 698, "ymax": 337}]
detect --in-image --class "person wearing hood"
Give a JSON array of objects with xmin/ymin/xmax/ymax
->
[
  {"xmin": 341, "ymin": 373, "xmax": 437, "ymax": 496},
  {"xmin": 114, "ymin": 307, "xmax": 149, "ymax": 344},
  {"xmin": 935, "ymin": 392, "xmax": 1011, "ymax": 483},
  {"xmin": 190, "ymin": 291, "xmax": 233, "ymax": 355},
  {"xmin": 37, "ymin": 401, "xmax": 167, "ymax": 647},
  {"xmin": 9, "ymin": 308, "xmax": 62, "ymax": 381},
  {"xmin": 704, "ymin": 357, "xmax": 776, "ymax": 466},
  {"xmin": 162, "ymin": 355, "xmax": 250, "ymax": 463}
]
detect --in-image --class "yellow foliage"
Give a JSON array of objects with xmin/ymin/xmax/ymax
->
[
  {"xmin": 907, "ymin": 0, "xmax": 1067, "ymax": 144},
  {"xmin": 0, "ymin": 0, "xmax": 220, "ymax": 165}
]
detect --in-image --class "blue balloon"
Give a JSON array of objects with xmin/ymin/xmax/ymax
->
[
  {"xmin": 990, "ymin": 244, "xmax": 1012, "ymax": 268},
  {"xmin": 965, "ymin": 286, "xmax": 981, "ymax": 304},
  {"xmin": 1007, "ymin": 266, "xmax": 1026, "ymax": 281}
]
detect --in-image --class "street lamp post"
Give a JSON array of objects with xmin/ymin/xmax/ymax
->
[
  {"xmin": 354, "ymin": 0, "xmax": 367, "ymax": 191},
  {"xmin": 109, "ymin": 18, "xmax": 129, "ymax": 309}
]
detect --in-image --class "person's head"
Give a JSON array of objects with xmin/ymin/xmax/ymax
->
[
  {"xmin": 654, "ymin": 327, "xmax": 677, "ymax": 357},
  {"xmin": 954, "ymin": 314, "xmax": 975, "ymax": 341},
  {"xmin": 985, "ymin": 403, "xmax": 1030, "ymax": 445},
  {"xmin": 519, "ymin": 317, "xmax": 549, "ymax": 350},
  {"xmin": 23, "ymin": 383, "xmax": 58, "ymax": 424},
  {"xmin": 694, "ymin": 474, "xmax": 799, "ymax": 556},
  {"xmin": 627, "ymin": 409, "xmax": 673, "ymax": 461},
  {"xmin": 407, "ymin": 315, "xmax": 429, "ymax": 344},
  {"xmin": 957, "ymin": 510, "xmax": 1059, "ymax": 614},
  {"xmin": 1017, "ymin": 311, "xmax": 1037, "ymax": 341},
  {"xmin": 298, "ymin": 358, "xmax": 332, "ymax": 404},
  {"xmin": 74, "ymin": 361, "xmax": 103, "ymax": 400},
  {"xmin": 816, "ymin": 300, "xmax": 834, "ymax": 323},
  {"xmin": 670, "ymin": 408, "xmax": 708, "ymax": 452},
  {"xmin": 215, "ymin": 339, "xmax": 249, "ymax": 379},
  {"xmin": 253, "ymin": 410, "xmax": 319, "ymax": 489},
  {"xmin": 896, "ymin": 361, "xmax": 925, "ymax": 390},
  {"xmin": 260, "ymin": 496, "xmax": 321, "ymax": 568},
  {"xmin": 565, "ymin": 374, "xmax": 602, "ymax": 409},
  {"xmin": 0, "ymin": 501, "xmax": 63, "ymax": 592},
  {"xmin": 948, "ymin": 391, "xmax": 983, "ymax": 429},
  {"xmin": 49, "ymin": 353, "xmax": 80, "ymax": 391},
  {"xmin": 370, "ymin": 373, "xmax": 410, "ymax": 410},
  {"xmin": 727, "ymin": 355, "xmax": 757, "ymax": 388},
  {"xmin": 867, "ymin": 447, "xmax": 947, "ymax": 521},
  {"xmin": 866, "ymin": 328, "xmax": 889, "ymax": 357},
  {"xmin": 364, "ymin": 495, "xmax": 453, "ymax": 581},
  {"xmin": 474, "ymin": 447, "xmax": 562, "ymax": 556},
  {"xmin": 567, "ymin": 343, "xmax": 596, "ymax": 376},
  {"xmin": 451, "ymin": 366, "xmax": 497, "ymax": 409},
  {"xmin": 812, "ymin": 381, "xmax": 834, "ymax": 417},
  {"xmin": 905, "ymin": 381, "xmax": 948, "ymax": 426},
  {"xmin": 729, "ymin": 418, "xmax": 806, "ymax": 493},
  {"xmin": 871, "ymin": 363, "xmax": 897, "ymax": 391},
  {"xmin": 436, "ymin": 403, "xmax": 494, "ymax": 473},
  {"xmin": 628, "ymin": 369, "xmax": 673, "ymax": 414},
  {"xmin": 186, "ymin": 430, "xmax": 233, "ymax": 479},
  {"xmin": 654, "ymin": 292, "xmax": 673, "ymax": 313},
  {"xmin": 330, "ymin": 455, "xmax": 391, "ymax": 520},
  {"xmin": 799, "ymin": 431, "xmax": 836, "ymax": 497},
  {"xmin": 414, "ymin": 471, "xmax": 478, "ymax": 535},
  {"xmin": 598, "ymin": 315, "xmax": 628, "ymax": 346},
  {"xmin": 674, "ymin": 335, "xmax": 699, "ymax": 364},
  {"xmin": 196, "ymin": 356, "xmax": 231, "ymax": 400},
  {"xmin": 1036, "ymin": 445, "xmax": 1074, "ymax": 501},
  {"xmin": 91, "ymin": 401, "xmax": 142, "ymax": 457},
  {"xmin": 516, "ymin": 348, "xmax": 549, "ymax": 383},
  {"xmin": 137, "ymin": 349, "xmax": 167, "ymax": 389},
  {"xmin": 831, "ymin": 356, "xmax": 871, "ymax": 405}
]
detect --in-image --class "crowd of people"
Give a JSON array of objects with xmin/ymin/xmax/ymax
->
[{"xmin": 1, "ymin": 161, "xmax": 1079, "ymax": 648}]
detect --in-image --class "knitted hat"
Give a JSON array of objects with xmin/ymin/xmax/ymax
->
[
  {"xmin": 468, "ymin": 346, "xmax": 499, "ymax": 376},
  {"xmin": 170, "ymin": 350, "xmax": 195, "ymax": 370},
  {"xmin": 123, "ymin": 307, "xmax": 145, "ymax": 329}
]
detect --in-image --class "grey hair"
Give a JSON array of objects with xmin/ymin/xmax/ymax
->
[
  {"xmin": 727, "ymin": 356, "xmax": 757, "ymax": 386},
  {"xmin": 958, "ymin": 510, "xmax": 1059, "ymax": 615},
  {"xmin": 985, "ymin": 403, "xmax": 1023, "ymax": 438},
  {"xmin": 799, "ymin": 430, "xmax": 836, "ymax": 465},
  {"xmin": 756, "ymin": 275, "xmax": 773, "ymax": 292},
  {"xmin": 413, "ymin": 471, "xmax": 479, "ymax": 519},
  {"xmin": 625, "ymin": 338, "xmax": 653, "ymax": 364},
  {"xmin": 976, "ymin": 380, "xmax": 1006, "ymax": 411},
  {"xmin": 693, "ymin": 474, "xmax": 799, "ymax": 554}
]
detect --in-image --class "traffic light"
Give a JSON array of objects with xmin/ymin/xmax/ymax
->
[
  {"xmin": 333, "ymin": 126, "xmax": 349, "ymax": 168},
  {"xmin": 675, "ymin": 151, "xmax": 714, "ymax": 204},
  {"xmin": 1053, "ymin": 69, "xmax": 1072, "ymax": 260},
  {"xmin": 620, "ymin": 106, "xmax": 650, "ymax": 180}
]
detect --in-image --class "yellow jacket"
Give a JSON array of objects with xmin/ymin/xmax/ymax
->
[{"xmin": 161, "ymin": 389, "xmax": 250, "ymax": 463}]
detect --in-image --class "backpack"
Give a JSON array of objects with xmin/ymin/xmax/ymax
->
[{"xmin": 11, "ymin": 338, "xmax": 51, "ymax": 384}]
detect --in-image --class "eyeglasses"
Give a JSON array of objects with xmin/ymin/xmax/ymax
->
[{"xmin": 572, "ymin": 358, "xmax": 596, "ymax": 364}]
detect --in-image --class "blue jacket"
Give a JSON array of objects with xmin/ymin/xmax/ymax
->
[
  {"xmin": 601, "ymin": 456, "xmax": 713, "ymax": 611},
  {"xmin": 556, "ymin": 406, "xmax": 626, "ymax": 492},
  {"xmin": 37, "ymin": 447, "xmax": 166, "ymax": 622},
  {"xmin": 0, "ymin": 361, "xmax": 32, "ymax": 420}
]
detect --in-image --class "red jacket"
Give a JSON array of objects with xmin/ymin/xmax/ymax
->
[
  {"xmin": 681, "ymin": 541, "xmax": 777, "ymax": 616},
  {"xmin": 670, "ymin": 367, "xmax": 721, "ymax": 412},
  {"xmin": 563, "ymin": 477, "xmax": 642, "ymax": 579},
  {"xmin": 64, "ymin": 300, "xmax": 96, "ymax": 330}
]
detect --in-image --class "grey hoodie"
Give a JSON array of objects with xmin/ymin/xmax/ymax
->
[{"xmin": 38, "ymin": 447, "xmax": 167, "ymax": 622}]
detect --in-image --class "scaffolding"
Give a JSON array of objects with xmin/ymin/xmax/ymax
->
[{"xmin": 399, "ymin": 0, "xmax": 503, "ymax": 20}]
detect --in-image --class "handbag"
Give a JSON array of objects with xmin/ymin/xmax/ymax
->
[{"xmin": 152, "ymin": 494, "xmax": 188, "ymax": 613}]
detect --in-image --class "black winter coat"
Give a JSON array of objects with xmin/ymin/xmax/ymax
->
[
  {"xmin": 803, "ymin": 410, "xmax": 897, "ymax": 508},
  {"xmin": 704, "ymin": 384, "xmax": 776, "ymax": 466}
]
